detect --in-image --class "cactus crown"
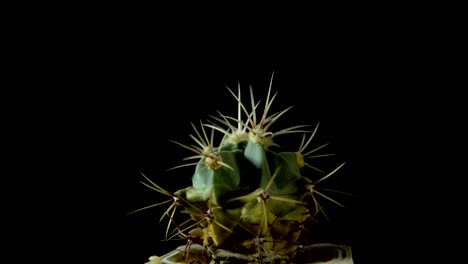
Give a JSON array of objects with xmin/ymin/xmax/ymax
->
[{"xmin": 131, "ymin": 73, "xmax": 352, "ymax": 264}]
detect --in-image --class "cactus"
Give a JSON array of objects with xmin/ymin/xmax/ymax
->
[{"xmin": 130, "ymin": 74, "xmax": 353, "ymax": 264}]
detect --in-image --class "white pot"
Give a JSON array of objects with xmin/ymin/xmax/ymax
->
[{"xmin": 146, "ymin": 243, "xmax": 353, "ymax": 264}]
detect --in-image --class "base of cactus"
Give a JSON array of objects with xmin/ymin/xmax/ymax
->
[{"xmin": 145, "ymin": 243, "xmax": 353, "ymax": 264}]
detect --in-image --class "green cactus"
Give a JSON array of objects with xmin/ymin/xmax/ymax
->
[{"xmin": 131, "ymin": 74, "xmax": 353, "ymax": 264}]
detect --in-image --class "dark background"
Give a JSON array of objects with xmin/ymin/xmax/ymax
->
[
  {"xmin": 87, "ymin": 44, "xmax": 417, "ymax": 263},
  {"xmin": 27, "ymin": 12, "xmax": 457, "ymax": 263}
]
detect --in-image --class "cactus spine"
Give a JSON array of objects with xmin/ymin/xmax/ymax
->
[{"xmin": 133, "ymin": 74, "xmax": 353, "ymax": 264}]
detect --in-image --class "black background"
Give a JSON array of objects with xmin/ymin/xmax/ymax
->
[
  {"xmin": 21, "ymin": 9, "xmax": 459, "ymax": 263},
  {"xmin": 88, "ymin": 42, "xmax": 419, "ymax": 263}
]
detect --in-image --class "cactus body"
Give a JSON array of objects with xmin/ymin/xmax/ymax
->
[{"xmin": 135, "ymin": 76, "xmax": 353, "ymax": 264}]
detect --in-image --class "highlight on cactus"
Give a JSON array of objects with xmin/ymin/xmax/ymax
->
[{"xmin": 129, "ymin": 73, "xmax": 354, "ymax": 264}]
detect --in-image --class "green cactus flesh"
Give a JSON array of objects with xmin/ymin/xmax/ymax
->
[{"xmin": 135, "ymin": 77, "xmax": 352, "ymax": 264}]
